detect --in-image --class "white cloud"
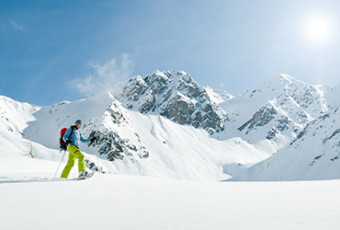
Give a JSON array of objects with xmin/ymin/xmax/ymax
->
[
  {"xmin": 73, "ymin": 54, "xmax": 134, "ymax": 97},
  {"xmin": 8, "ymin": 19, "xmax": 24, "ymax": 31}
]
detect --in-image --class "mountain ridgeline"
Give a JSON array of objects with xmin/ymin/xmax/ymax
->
[
  {"xmin": 119, "ymin": 71, "xmax": 226, "ymax": 134},
  {"xmin": 2, "ymin": 70, "xmax": 340, "ymax": 180}
]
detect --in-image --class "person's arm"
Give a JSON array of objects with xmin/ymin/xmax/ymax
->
[{"xmin": 80, "ymin": 134, "xmax": 91, "ymax": 143}]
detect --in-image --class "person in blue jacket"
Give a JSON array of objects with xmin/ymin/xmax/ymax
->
[{"xmin": 61, "ymin": 120, "xmax": 95, "ymax": 179}]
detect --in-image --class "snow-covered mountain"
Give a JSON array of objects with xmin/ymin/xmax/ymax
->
[
  {"xmin": 22, "ymin": 90, "xmax": 267, "ymax": 180},
  {"xmin": 217, "ymin": 74, "xmax": 330, "ymax": 153},
  {"xmin": 0, "ymin": 95, "xmax": 42, "ymax": 158},
  {"xmin": 1, "ymin": 70, "xmax": 338, "ymax": 181},
  {"xmin": 0, "ymin": 95, "xmax": 39, "ymax": 136},
  {"xmin": 232, "ymin": 89, "xmax": 340, "ymax": 181},
  {"xmin": 118, "ymin": 70, "xmax": 227, "ymax": 134}
]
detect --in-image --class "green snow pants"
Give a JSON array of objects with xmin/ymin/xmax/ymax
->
[{"xmin": 61, "ymin": 145, "xmax": 86, "ymax": 178}]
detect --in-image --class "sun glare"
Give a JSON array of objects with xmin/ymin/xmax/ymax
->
[{"xmin": 304, "ymin": 15, "xmax": 333, "ymax": 44}]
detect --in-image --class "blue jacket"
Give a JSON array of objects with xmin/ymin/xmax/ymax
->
[{"xmin": 63, "ymin": 126, "xmax": 91, "ymax": 149}]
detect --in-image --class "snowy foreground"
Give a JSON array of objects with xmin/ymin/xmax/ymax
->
[{"xmin": 1, "ymin": 158, "xmax": 340, "ymax": 230}]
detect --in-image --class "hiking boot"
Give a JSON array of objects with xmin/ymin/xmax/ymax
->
[{"xmin": 78, "ymin": 171, "xmax": 91, "ymax": 180}]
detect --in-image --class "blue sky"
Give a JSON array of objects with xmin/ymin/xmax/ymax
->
[{"xmin": 1, "ymin": 0, "xmax": 340, "ymax": 105}]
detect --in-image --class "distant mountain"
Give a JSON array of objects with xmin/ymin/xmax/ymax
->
[
  {"xmin": 217, "ymin": 74, "xmax": 330, "ymax": 152},
  {"xmin": 1, "ymin": 71, "xmax": 338, "ymax": 181},
  {"xmin": 0, "ymin": 95, "xmax": 39, "ymax": 136},
  {"xmin": 232, "ymin": 87, "xmax": 340, "ymax": 181},
  {"xmin": 21, "ymin": 82, "xmax": 267, "ymax": 180},
  {"xmin": 118, "ymin": 70, "xmax": 226, "ymax": 134}
]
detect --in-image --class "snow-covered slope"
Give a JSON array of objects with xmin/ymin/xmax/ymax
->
[
  {"xmin": 216, "ymin": 74, "xmax": 330, "ymax": 153},
  {"xmin": 0, "ymin": 96, "xmax": 103, "ymax": 172},
  {"xmin": 0, "ymin": 95, "xmax": 42, "ymax": 158},
  {"xmin": 232, "ymin": 94, "xmax": 340, "ymax": 181},
  {"xmin": 0, "ymin": 70, "xmax": 338, "ymax": 181},
  {"xmin": 1, "ymin": 166, "xmax": 340, "ymax": 230},
  {"xmin": 228, "ymin": 79, "xmax": 340, "ymax": 180},
  {"xmin": 23, "ymin": 91, "xmax": 268, "ymax": 180},
  {"xmin": 0, "ymin": 95, "xmax": 39, "ymax": 136}
]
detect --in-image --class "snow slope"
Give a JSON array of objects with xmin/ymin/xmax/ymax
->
[
  {"xmin": 231, "ymin": 83, "xmax": 340, "ymax": 181},
  {"xmin": 232, "ymin": 105, "xmax": 340, "ymax": 181},
  {"xmin": 0, "ymin": 95, "xmax": 39, "ymax": 136},
  {"xmin": 0, "ymin": 161, "xmax": 339, "ymax": 230},
  {"xmin": 218, "ymin": 74, "xmax": 329, "ymax": 145},
  {"xmin": 0, "ymin": 96, "xmax": 61, "ymax": 160},
  {"xmin": 1, "ymin": 71, "xmax": 340, "ymax": 229},
  {"xmin": 0, "ymin": 95, "xmax": 112, "ymax": 176},
  {"xmin": 23, "ymin": 92, "xmax": 268, "ymax": 180},
  {"xmin": 0, "ymin": 71, "xmax": 338, "ymax": 181}
]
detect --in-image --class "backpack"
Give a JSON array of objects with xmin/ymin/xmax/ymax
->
[{"xmin": 59, "ymin": 126, "xmax": 74, "ymax": 151}]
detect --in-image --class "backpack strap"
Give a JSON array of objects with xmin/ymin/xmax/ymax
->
[{"xmin": 67, "ymin": 126, "xmax": 76, "ymax": 141}]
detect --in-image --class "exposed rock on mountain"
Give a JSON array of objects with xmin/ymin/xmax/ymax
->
[
  {"xmin": 231, "ymin": 105, "xmax": 340, "ymax": 181},
  {"xmin": 119, "ymin": 70, "xmax": 226, "ymax": 134},
  {"xmin": 219, "ymin": 74, "xmax": 330, "ymax": 150},
  {"xmin": 1, "ymin": 70, "xmax": 338, "ymax": 181}
]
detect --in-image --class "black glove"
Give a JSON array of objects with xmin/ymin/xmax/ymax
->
[
  {"xmin": 66, "ymin": 140, "xmax": 71, "ymax": 145},
  {"xmin": 90, "ymin": 136, "xmax": 96, "ymax": 144}
]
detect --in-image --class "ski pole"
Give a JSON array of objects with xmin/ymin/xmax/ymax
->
[{"xmin": 53, "ymin": 150, "xmax": 67, "ymax": 180}]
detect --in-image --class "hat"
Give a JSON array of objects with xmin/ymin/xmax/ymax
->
[{"xmin": 75, "ymin": 120, "xmax": 82, "ymax": 125}]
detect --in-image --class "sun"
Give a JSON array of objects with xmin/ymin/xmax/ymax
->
[{"xmin": 303, "ymin": 15, "xmax": 333, "ymax": 44}]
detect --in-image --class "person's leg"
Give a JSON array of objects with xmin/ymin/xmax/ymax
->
[
  {"xmin": 60, "ymin": 147, "xmax": 76, "ymax": 178},
  {"xmin": 72, "ymin": 147, "xmax": 86, "ymax": 173}
]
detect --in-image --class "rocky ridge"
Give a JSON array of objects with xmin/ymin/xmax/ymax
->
[
  {"xmin": 219, "ymin": 74, "xmax": 330, "ymax": 148},
  {"xmin": 119, "ymin": 70, "xmax": 226, "ymax": 134},
  {"xmin": 2, "ymin": 70, "xmax": 338, "ymax": 180}
]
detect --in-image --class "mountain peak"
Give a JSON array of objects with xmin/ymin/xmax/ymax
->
[
  {"xmin": 1, "ymin": 69, "xmax": 337, "ymax": 181},
  {"xmin": 278, "ymin": 73, "xmax": 295, "ymax": 82},
  {"xmin": 263, "ymin": 73, "xmax": 306, "ymax": 89},
  {"xmin": 119, "ymin": 70, "xmax": 225, "ymax": 133},
  {"xmin": 143, "ymin": 70, "xmax": 193, "ymax": 85}
]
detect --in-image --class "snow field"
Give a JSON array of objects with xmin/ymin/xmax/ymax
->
[{"xmin": 1, "ymin": 167, "xmax": 339, "ymax": 230}]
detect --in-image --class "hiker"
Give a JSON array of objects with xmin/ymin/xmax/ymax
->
[{"xmin": 61, "ymin": 120, "xmax": 96, "ymax": 179}]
